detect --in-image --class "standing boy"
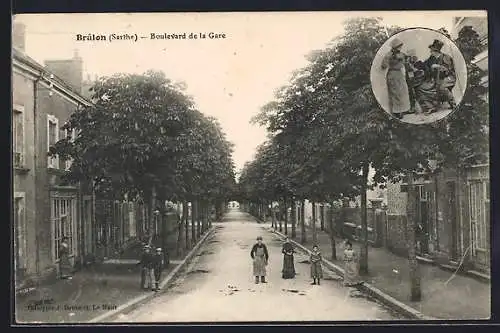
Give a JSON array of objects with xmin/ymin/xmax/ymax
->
[{"xmin": 152, "ymin": 247, "xmax": 164, "ymax": 291}]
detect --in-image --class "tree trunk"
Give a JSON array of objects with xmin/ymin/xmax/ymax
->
[
  {"xmin": 183, "ymin": 201, "xmax": 189, "ymax": 250},
  {"xmin": 278, "ymin": 199, "xmax": 283, "ymax": 232},
  {"xmin": 283, "ymin": 198, "xmax": 288, "ymax": 235},
  {"xmin": 359, "ymin": 164, "xmax": 369, "ymax": 276},
  {"xmin": 329, "ymin": 207, "xmax": 337, "ymax": 260},
  {"xmin": 312, "ymin": 201, "xmax": 317, "ymax": 245},
  {"xmin": 215, "ymin": 200, "xmax": 221, "ymax": 221},
  {"xmin": 291, "ymin": 199, "xmax": 296, "ymax": 239},
  {"xmin": 271, "ymin": 201, "xmax": 275, "ymax": 228},
  {"xmin": 191, "ymin": 200, "xmax": 196, "ymax": 242},
  {"xmin": 208, "ymin": 202, "xmax": 213, "ymax": 228},
  {"xmin": 407, "ymin": 173, "xmax": 422, "ymax": 301},
  {"xmin": 201, "ymin": 200, "xmax": 207, "ymax": 233},
  {"xmin": 196, "ymin": 199, "xmax": 201, "ymax": 238},
  {"xmin": 176, "ymin": 203, "xmax": 185, "ymax": 258},
  {"xmin": 320, "ymin": 204, "xmax": 325, "ymax": 231},
  {"xmin": 146, "ymin": 185, "xmax": 157, "ymax": 245},
  {"xmin": 300, "ymin": 200, "xmax": 306, "ymax": 244}
]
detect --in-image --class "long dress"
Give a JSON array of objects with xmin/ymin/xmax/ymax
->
[
  {"xmin": 381, "ymin": 51, "xmax": 411, "ymax": 115},
  {"xmin": 406, "ymin": 60, "xmax": 438, "ymax": 113},
  {"xmin": 59, "ymin": 242, "xmax": 72, "ymax": 278},
  {"xmin": 140, "ymin": 251, "xmax": 154, "ymax": 289},
  {"xmin": 424, "ymin": 53, "xmax": 456, "ymax": 106},
  {"xmin": 251, "ymin": 243, "xmax": 269, "ymax": 277},
  {"xmin": 310, "ymin": 251, "xmax": 323, "ymax": 279},
  {"xmin": 343, "ymin": 248, "xmax": 361, "ymax": 286},
  {"xmin": 281, "ymin": 242, "xmax": 296, "ymax": 279}
]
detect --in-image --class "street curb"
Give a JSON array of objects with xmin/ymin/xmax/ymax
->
[
  {"xmin": 268, "ymin": 227, "xmax": 436, "ymax": 321},
  {"xmin": 88, "ymin": 226, "xmax": 217, "ymax": 323}
]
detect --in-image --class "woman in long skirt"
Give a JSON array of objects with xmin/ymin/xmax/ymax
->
[
  {"xmin": 343, "ymin": 241, "xmax": 361, "ymax": 287},
  {"xmin": 310, "ymin": 245, "xmax": 323, "ymax": 285},
  {"xmin": 59, "ymin": 237, "xmax": 72, "ymax": 279},
  {"xmin": 281, "ymin": 237, "xmax": 296, "ymax": 279},
  {"xmin": 381, "ymin": 38, "xmax": 411, "ymax": 119}
]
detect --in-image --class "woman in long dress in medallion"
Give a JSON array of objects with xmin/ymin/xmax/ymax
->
[{"xmin": 381, "ymin": 38, "xmax": 411, "ymax": 119}]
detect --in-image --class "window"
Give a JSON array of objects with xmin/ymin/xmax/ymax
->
[
  {"xmin": 64, "ymin": 128, "xmax": 76, "ymax": 171},
  {"xmin": 13, "ymin": 104, "xmax": 25, "ymax": 168},
  {"xmin": 47, "ymin": 115, "xmax": 59, "ymax": 168},
  {"xmin": 51, "ymin": 194, "xmax": 77, "ymax": 261},
  {"xmin": 14, "ymin": 193, "xmax": 27, "ymax": 271}
]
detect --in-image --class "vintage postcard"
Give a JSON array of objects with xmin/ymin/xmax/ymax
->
[{"xmin": 12, "ymin": 10, "xmax": 490, "ymax": 324}]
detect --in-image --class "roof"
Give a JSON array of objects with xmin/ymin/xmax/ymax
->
[{"xmin": 12, "ymin": 47, "xmax": 92, "ymax": 106}]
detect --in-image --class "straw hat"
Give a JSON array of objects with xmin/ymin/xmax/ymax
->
[{"xmin": 390, "ymin": 38, "xmax": 404, "ymax": 49}]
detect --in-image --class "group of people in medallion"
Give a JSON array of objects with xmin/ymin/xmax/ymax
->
[
  {"xmin": 381, "ymin": 37, "xmax": 457, "ymax": 119},
  {"xmin": 250, "ymin": 236, "xmax": 362, "ymax": 288}
]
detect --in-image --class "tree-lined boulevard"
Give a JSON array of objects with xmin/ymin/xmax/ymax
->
[
  {"xmin": 237, "ymin": 18, "xmax": 488, "ymax": 302},
  {"xmin": 16, "ymin": 15, "xmax": 489, "ymax": 323}
]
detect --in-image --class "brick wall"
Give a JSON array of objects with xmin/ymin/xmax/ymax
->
[
  {"xmin": 386, "ymin": 214, "xmax": 408, "ymax": 256},
  {"xmin": 387, "ymin": 181, "xmax": 407, "ymax": 215}
]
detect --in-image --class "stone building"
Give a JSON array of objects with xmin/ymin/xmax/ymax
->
[{"xmin": 12, "ymin": 22, "xmax": 94, "ymax": 289}]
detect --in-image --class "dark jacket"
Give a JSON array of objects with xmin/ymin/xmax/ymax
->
[
  {"xmin": 140, "ymin": 252, "xmax": 154, "ymax": 269},
  {"xmin": 250, "ymin": 243, "xmax": 269, "ymax": 261},
  {"xmin": 424, "ymin": 53, "xmax": 456, "ymax": 81},
  {"xmin": 152, "ymin": 253, "xmax": 164, "ymax": 271}
]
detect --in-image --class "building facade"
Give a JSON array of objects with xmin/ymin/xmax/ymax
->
[{"xmin": 13, "ymin": 22, "xmax": 94, "ymax": 288}]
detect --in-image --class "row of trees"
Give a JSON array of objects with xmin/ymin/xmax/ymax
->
[
  {"xmin": 238, "ymin": 18, "xmax": 488, "ymax": 300},
  {"xmin": 50, "ymin": 70, "xmax": 236, "ymax": 256}
]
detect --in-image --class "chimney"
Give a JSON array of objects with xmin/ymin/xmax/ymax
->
[
  {"xmin": 12, "ymin": 22, "xmax": 26, "ymax": 51},
  {"xmin": 44, "ymin": 49, "xmax": 83, "ymax": 94}
]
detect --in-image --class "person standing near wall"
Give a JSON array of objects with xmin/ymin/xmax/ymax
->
[{"xmin": 59, "ymin": 236, "xmax": 72, "ymax": 280}]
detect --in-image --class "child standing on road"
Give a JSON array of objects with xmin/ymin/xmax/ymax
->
[
  {"xmin": 152, "ymin": 248, "xmax": 164, "ymax": 291},
  {"xmin": 310, "ymin": 245, "xmax": 323, "ymax": 285},
  {"xmin": 343, "ymin": 240, "xmax": 362, "ymax": 287}
]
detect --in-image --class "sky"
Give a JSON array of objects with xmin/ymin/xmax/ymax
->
[{"xmin": 13, "ymin": 11, "xmax": 485, "ymax": 172}]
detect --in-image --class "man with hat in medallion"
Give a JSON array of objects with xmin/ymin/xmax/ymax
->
[{"xmin": 424, "ymin": 39, "xmax": 457, "ymax": 114}]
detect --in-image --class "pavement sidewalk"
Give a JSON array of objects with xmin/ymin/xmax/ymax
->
[
  {"xmin": 15, "ymin": 223, "xmax": 210, "ymax": 324},
  {"xmin": 265, "ymin": 220, "xmax": 491, "ymax": 320}
]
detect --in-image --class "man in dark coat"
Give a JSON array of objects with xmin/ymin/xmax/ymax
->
[
  {"xmin": 424, "ymin": 39, "xmax": 457, "ymax": 113},
  {"xmin": 250, "ymin": 236, "xmax": 269, "ymax": 283},
  {"xmin": 139, "ymin": 244, "xmax": 154, "ymax": 290},
  {"xmin": 152, "ymin": 247, "xmax": 164, "ymax": 291}
]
